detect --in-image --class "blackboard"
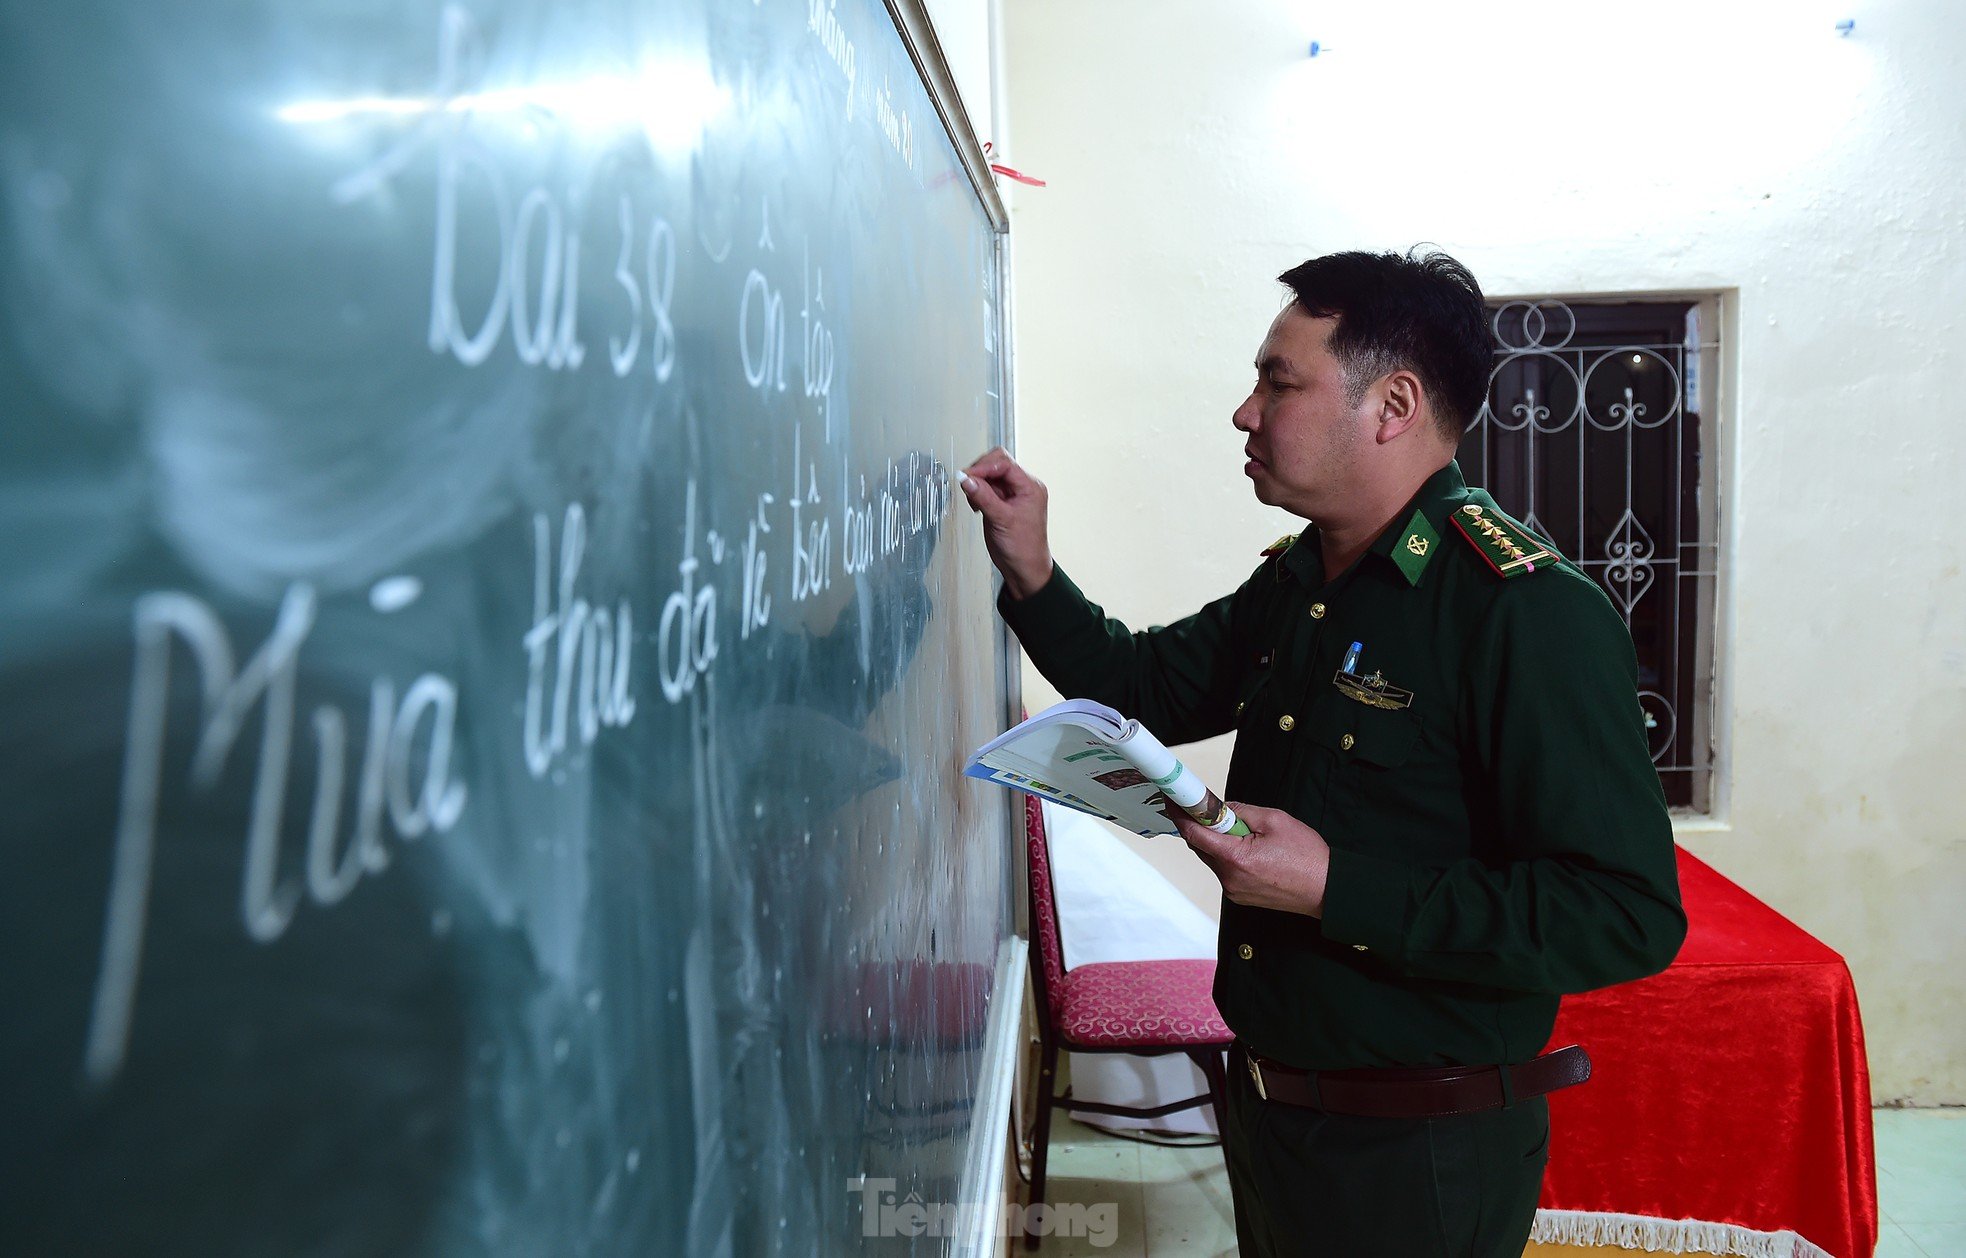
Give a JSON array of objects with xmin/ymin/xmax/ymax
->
[{"xmin": 0, "ymin": 0, "xmax": 1017, "ymax": 1253}]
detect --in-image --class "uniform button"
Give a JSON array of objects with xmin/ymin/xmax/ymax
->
[
  {"xmin": 1309, "ymin": 602, "xmax": 1327, "ymax": 619},
  {"xmin": 1340, "ymin": 733, "xmax": 1355, "ymax": 750},
  {"xmin": 1238, "ymin": 943, "xmax": 1254, "ymax": 961},
  {"xmin": 1277, "ymin": 714, "xmax": 1296, "ymax": 732},
  {"xmin": 1235, "ymin": 701, "xmax": 1246, "ymax": 716},
  {"xmin": 1352, "ymin": 944, "xmax": 1369, "ymax": 953}
]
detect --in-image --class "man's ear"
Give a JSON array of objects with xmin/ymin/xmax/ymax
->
[{"xmin": 1374, "ymin": 370, "xmax": 1427, "ymax": 444}]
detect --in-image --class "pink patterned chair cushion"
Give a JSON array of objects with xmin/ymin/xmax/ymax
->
[{"xmin": 1055, "ymin": 958, "xmax": 1232, "ymax": 1049}]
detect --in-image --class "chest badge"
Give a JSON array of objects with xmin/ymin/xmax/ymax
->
[{"xmin": 1333, "ymin": 669, "xmax": 1415, "ymax": 710}]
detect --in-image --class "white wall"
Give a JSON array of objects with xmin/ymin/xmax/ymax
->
[
  {"xmin": 1002, "ymin": 0, "xmax": 1966, "ymax": 1104},
  {"xmin": 919, "ymin": 0, "xmax": 1001, "ymax": 150}
]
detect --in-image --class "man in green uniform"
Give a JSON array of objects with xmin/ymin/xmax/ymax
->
[{"xmin": 960, "ymin": 249, "xmax": 1686, "ymax": 1257}]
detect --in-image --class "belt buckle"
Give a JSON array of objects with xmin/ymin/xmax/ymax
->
[{"xmin": 1246, "ymin": 1054, "xmax": 1268, "ymax": 1101}]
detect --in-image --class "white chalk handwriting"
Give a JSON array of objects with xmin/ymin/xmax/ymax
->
[
  {"xmin": 83, "ymin": 584, "xmax": 468, "ymax": 1084},
  {"xmin": 808, "ymin": 0, "xmax": 858, "ymax": 120},
  {"xmin": 657, "ymin": 480, "xmax": 720, "ymax": 703},
  {"xmin": 523, "ymin": 503, "xmax": 636, "ymax": 778}
]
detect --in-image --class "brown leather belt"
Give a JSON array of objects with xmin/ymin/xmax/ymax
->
[{"xmin": 1235, "ymin": 1043, "xmax": 1591, "ymax": 1119}]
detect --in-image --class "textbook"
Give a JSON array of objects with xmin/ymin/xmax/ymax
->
[{"xmin": 964, "ymin": 699, "xmax": 1250, "ymax": 838}]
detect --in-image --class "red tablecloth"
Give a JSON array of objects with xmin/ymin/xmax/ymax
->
[{"xmin": 1541, "ymin": 848, "xmax": 1878, "ymax": 1258}]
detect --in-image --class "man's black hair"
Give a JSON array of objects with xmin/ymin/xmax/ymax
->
[{"xmin": 1276, "ymin": 248, "xmax": 1491, "ymax": 438}]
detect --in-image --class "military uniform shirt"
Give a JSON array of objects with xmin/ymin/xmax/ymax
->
[{"xmin": 1000, "ymin": 462, "xmax": 1686, "ymax": 1071}]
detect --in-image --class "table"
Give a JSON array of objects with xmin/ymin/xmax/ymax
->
[{"xmin": 1537, "ymin": 848, "xmax": 1878, "ymax": 1258}]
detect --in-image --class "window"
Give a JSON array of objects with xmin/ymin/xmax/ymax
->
[{"xmin": 1458, "ymin": 299, "xmax": 1722, "ymax": 813}]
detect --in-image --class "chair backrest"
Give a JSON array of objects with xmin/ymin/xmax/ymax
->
[{"xmin": 1024, "ymin": 794, "xmax": 1069, "ymax": 1022}]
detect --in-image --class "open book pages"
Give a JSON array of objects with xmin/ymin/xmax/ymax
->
[{"xmin": 963, "ymin": 699, "xmax": 1247, "ymax": 838}]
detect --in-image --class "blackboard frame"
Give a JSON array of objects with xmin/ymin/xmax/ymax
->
[
  {"xmin": 879, "ymin": 5, "xmax": 1032, "ymax": 1249},
  {"xmin": 885, "ymin": 0, "xmax": 1009, "ymax": 236}
]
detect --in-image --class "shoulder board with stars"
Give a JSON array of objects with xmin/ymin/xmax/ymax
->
[
  {"xmin": 1259, "ymin": 533, "xmax": 1299, "ymax": 558},
  {"xmin": 1450, "ymin": 504, "xmax": 1556, "ymax": 579}
]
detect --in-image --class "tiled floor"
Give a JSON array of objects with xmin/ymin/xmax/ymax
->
[
  {"xmin": 1027, "ymin": 1107, "xmax": 1964, "ymax": 1257},
  {"xmin": 1030, "ymin": 1118, "xmax": 1233, "ymax": 1257},
  {"xmin": 1875, "ymin": 1108, "xmax": 1966, "ymax": 1258}
]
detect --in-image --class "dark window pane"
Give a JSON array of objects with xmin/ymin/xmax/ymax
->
[{"xmin": 1462, "ymin": 301, "xmax": 1714, "ymax": 809}]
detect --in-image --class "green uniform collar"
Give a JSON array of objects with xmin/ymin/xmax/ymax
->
[{"xmin": 1283, "ymin": 462, "xmax": 1472, "ymax": 589}]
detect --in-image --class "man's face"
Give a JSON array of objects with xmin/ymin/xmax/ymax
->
[{"xmin": 1232, "ymin": 307, "xmax": 1374, "ymax": 519}]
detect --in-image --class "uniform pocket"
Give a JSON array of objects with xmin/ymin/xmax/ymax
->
[
  {"xmin": 1307, "ymin": 692, "xmax": 1421, "ymax": 767},
  {"xmin": 1521, "ymin": 1104, "xmax": 1552, "ymax": 1164},
  {"xmin": 1431, "ymin": 1103, "xmax": 1550, "ymax": 1257}
]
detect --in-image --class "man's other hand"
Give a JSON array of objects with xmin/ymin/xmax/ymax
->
[
  {"xmin": 1167, "ymin": 802, "xmax": 1332, "ymax": 918},
  {"xmin": 959, "ymin": 447, "xmax": 1055, "ymax": 600}
]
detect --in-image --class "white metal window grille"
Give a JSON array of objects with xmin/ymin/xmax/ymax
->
[{"xmin": 1459, "ymin": 300, "xmax": 1721, "ymax": 812}]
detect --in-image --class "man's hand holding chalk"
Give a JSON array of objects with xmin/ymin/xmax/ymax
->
[{"xmin": 958, "ymin": 447, "xmax": 1055, "ymax": 601}]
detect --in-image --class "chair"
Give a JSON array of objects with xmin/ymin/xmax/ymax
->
[{"xmin": 1021, "ymin": 794, "xmax": 1232, "ymax": 1250}]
